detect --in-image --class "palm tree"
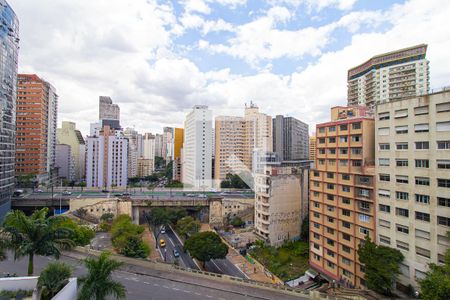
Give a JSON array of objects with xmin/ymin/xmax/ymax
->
[
  {"xmin": 78, "ymin": 252, "xmax": 126, "ymax": 300},
  {"xmin": 2, "ymin": 208, "xmax": 74, "ymax": 275},
  {"xmin": 37, "ymin": 262, "xmax": 72, "ymax": 300}
]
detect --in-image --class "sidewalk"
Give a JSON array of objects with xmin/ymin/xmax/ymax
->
[{"xmin": 142, "ymin": 227, "xmax": 162, "ymax": 262}]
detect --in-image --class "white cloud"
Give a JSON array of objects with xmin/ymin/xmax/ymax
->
[
  {"xmin": 182, "ymin": 0, "xmax": 211, "ymax": 14},
  {"xmin": 269, "ymin": 0, "xmax": 357, "ymax": 11}
]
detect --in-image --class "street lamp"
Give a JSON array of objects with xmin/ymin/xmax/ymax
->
[{"xmin": 164, "ymin": 248, "xmax": 167, "ymax": 262}]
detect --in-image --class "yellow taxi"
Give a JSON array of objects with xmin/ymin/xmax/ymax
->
[{"xmin": 159, "ymin": 239, "xmax": 166, "ymax": 247}]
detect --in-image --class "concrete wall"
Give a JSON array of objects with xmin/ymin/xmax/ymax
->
[
  {"xmin": 70, "ymin": 198, "xmax": 132, "ymax": 219},
  {"xmin": 52, "ymin": 278, "xmax": 77, "ymax": 300}
]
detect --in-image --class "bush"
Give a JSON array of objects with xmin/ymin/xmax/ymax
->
[
  {"xmin": 38, "ymin": 262, "xmax": 72, "ymax": 300},
  {"xmin": 110, "ymin": 214, "xmax": 149, "ymax": 258},
  {"xmin": 52, "ymin": 217, "xmax": 95, "ymax": 246}
]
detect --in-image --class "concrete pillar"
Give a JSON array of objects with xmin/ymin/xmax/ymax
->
[{"xmin": 132, "ymin": 206, "xmax": 140, "ymax": 224}]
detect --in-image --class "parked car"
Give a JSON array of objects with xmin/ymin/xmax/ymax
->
[
  {"xmin": 101, "ymin": 189, "xmax": 109, "ymax": 193},
  {"xmin": 36, "ymin": 189, "xmax": 43, "ymax": 193},
  {"xmin": 173, "ymin": 249, "xmax": 180, "ymax": 257},
  {"xmin": 62, "ymin": 191, "xmax": 72, "ymax": 196}
]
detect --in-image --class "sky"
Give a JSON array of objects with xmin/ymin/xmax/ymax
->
[{"xmin": 10, "ymin": 0, "xmax": 450, "ymax": 135}]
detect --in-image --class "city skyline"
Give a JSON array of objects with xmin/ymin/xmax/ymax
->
[{"xmin": 10, "ymin": 0, "xmax": 450, "ymax": 135}]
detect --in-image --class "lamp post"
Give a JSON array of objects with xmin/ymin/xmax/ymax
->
[{"xmin": 164, "ymin": 248, "xmax": 167, "ymax": 262}]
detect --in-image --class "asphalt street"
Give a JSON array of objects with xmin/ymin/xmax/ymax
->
[{"xmin": 0, "ymin": 253, "xmax": 307, "ymax": 300}]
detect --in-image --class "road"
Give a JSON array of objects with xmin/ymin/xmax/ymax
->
[{"xmin": 0, "ymin": 253, "xmax": 307, "ymax": 300}]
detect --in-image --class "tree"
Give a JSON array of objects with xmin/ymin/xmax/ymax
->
[
  {"xmin": 358, "ymin": 236, "xmax": 404, "ymax": 295},
  {"xmin": 2, "ymin": 208, "xmax": 75, "ymax": 275},
  {"xmin": 120, "ymin": 235, "xmax": 150, "ymax": 258},
  {"xmin": 38, "ymin": 262, "xmax": 72, "ymax": 300},
  {"xmin": 148, "ymin": 207, "xmax": 187, "ymax": 227},
  {"xmin": 78, "ymin": 252, "xmax": 126, "ymax": 300},
  {"xmin": 300, "ymin": 214, "xmax": 309, "ymax": 241},
  {"xmin": 184, "ymin": 232, "xmax": 228, "ymax": 267},
  {"xmin": 165, "ymin": 160, "xmax": 173, "ymax": 181},
  {"xmin": 220, "ymin": 173, "xmax": 250, "ymax": 189},
  {"xmin": 100, "ymin": 212, "xmax": 115, "ymax": 223},
  {"xmin": 418, "ymin": 232, "xmax": 450, "ymax": 300},
  {"xmin": 51, "ymin": 217, "xmax": 95, "ymax": 246},
  {"xmin": 109, "ymin": 215, "xmax": 149, "ymax": 258},
  {"xmin": 231, "ymin": 216, "xmax": 244, "ymax": 227},
  {"xmin": 176, "ymin": 216, "xmax": 200, "ymax": 238}
]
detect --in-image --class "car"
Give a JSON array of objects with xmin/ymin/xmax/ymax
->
[
  {"xmin": 113, "ymin": 193, "xmax": 123, "ymax": 197},
  {"xmin": 62, "ymin": 191, "xmax": 72, "ymax": 196},
  {"xmin": 159, "ymin": 239, "xmax": 166, "ymax": 247},
  {"xmin": 122, "ymin": 192, "xmax": 131, "ymax": 196},
  {"xmin": 173, "ymin": 249, "xmax": 180, "ymax": 257},
  {"xmin": 101, "ymin": 189, "xmax": 110, "ymax": 193},
  {"xmin": 198, "ymin": 194, "xmax": 207, "ymax": 198},
  {"xmin": 36, "ymin": 189, "xmax": 43, "ymax": 193},
  {"xmin": 160, "ymin": 228, "xmax": 166, "ymax": 234}
]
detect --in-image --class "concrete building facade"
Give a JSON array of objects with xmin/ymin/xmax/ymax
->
[
  {"xmin": 182, "ymin": 105, "xmax": 213, "ymax": 189},
  {"xmin": 16, "ymin": 74, "xmax": 58, "ymax": 183},
  {"xmin": 99, "ymin": 96, "xmax": 120, "ymax": 130},
  {"xmin": 273, "ymin": 115, "xmax": 309, "ymax": 161},
  {"xmin": 56, "ymin": 121, "xmax": 85, "ymax": 182},
  {"xmin": 173, "ymin": 128, "xmax": 184, "ymax": 181},
  {"xmin": 375, "ymin": 90, "xmax": 450, "ymax": 288},
  {"xmin": 254, "ymin": 164, "xmax": 309, "ymax": 247},
  {"xmin": 86, "ymin": 126, "xmax": 128, "ymax": 188},
  {"xmin": 154, "ymin": 133, "xmax": 163, "ymax": 158},
  {"xmin": 347, "ymin": 44, "xmax": 429, "ymax": 112},
  {"xmin": 309, "ymin": 106, "xmax": 375, "ymax": 288},
  {"xmin": 309, "ymin": 136, "xmax": 316, "ymax": 161},
  {"xmin": 55, "ymin": 144, "xmax": 74, "ymax": 181},
  {"xmin": 0, "ymin": 0, "xmax": 19, "ymax": 221}
]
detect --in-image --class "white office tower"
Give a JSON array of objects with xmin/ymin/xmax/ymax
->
[
  {"xmin": 142, "ymin": 133, "xmax": 156, "ymax": 160},
  {"xmin": 86, "ymin": 126, "xmax": 128, "ymax": 188},
  {"xmin": 182, "ymin": 105, "xmax": 213, "ymax": 189}
]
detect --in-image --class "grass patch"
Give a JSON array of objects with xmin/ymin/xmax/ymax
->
[{"xmin": 249, "ymin": 240, "xmax": 309, "ymax": 282}]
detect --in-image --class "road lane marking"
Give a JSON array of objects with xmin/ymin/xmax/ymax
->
[
  {"xmin": 182, "ymin": 290, "xmax": 191, "ymax": 293},
  {"xmin": 153, "ymin": 283, "xmax": 160, "ymax": 287},
  {"xmin": 206, "ymin": 295, "xmax": 212, "ymax": 298},
  {"xmin": 168, "ymin": 237, "xmax": 175, "ymax": 247},
  {"xmin": 143, "ymin": 281, "xmax": 150, "ymax": 285},
  {"xmin": 211, "ymin": 260, "xmax": 223, "ymax": 272},
  {"xmin": 194, "ymin": 292, "xmax": 201, "ymax": 296},
  {"xmin": 163, "ymin": 285, "xmax": 170, "ymax": 289}
]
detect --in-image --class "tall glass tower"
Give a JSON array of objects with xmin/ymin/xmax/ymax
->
[{"xmin": 0, "ymin": 0, "xmax": 19, "ymax": 221}]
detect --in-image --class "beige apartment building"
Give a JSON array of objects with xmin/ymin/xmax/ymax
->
[
  {"xmin": 309, "ymin": 106, "xmax": 375, "ymax": 288},
  {"xmin": 57, "ymin": 121, "xmax": 86, "ymax": 181},
  {"xmin": 375, "ymin": 90, "xmax": 450, "ymax": 289},
  {"xmin": 255, "ymin": 164, "xmax": 309, "ymax": 247},
  {"xmin": 309, "ymin": 136, "xmax": 316, "ymax": 161},
  {"xmin": 215, "ymin": 103, "xmax": 272, "ymax": 183}
]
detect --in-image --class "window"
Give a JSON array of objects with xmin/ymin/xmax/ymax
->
[
  {"xmin": 378, "ymin": 112, "xmax": 390, "ymax": 120},
  {"xmin": 351, "ymin": 148, "xmax": 362, "ymax": 155},
  {"xmin": 328, "ymin": 126, "xmax": 336, "ymax": 132},
  {"xmin": 396, "ymin": 224, "xmax": 409, "ymax": 234},
  {"xmin": 378, "ymin": 127, "xmax": 390, "ymax": 135},
  {"xmin": 396, "ymin": 175, "xmax": 409, "ymax": 184},
  {"xmin": 415, "ymin": 123, "xmax": 429, "ymax": 133},
  {"xmin": 340, "ymin": 136, "xmax": 348, "ymax": 143},
  {"xmin": 319, "ymin": 149, "xmax": 326, "ymax": 154},
  {"xmin": 396, "ymin": 159, "xmax": 408, "ymax": 167},
  {"xmin": 339, "ymin": 160, "xmax": 348, "ymax": 166},
  {"xmin": 319, "ymin": 138, "xmax": 325, "ymax": 144},
  {"xmin": 352, "ymin": 122, "xmax": 361, "ymax": 130},
  {"xmin": 328, "ymin": 148, "xmax": 336, "ymax": 154},
  {"xmin": 395, "ymin": 125, "xmax": 408, "ymax": 134},
  {"xmin": 326, "ymin": 261, "xmax": 335, "ymax": 269},
  {"xmin": 319, "ymin": 127, "xmax": 325, "ymax": 133},
  {"xmin": 327, "ymin": 205, "xmax": 335, "ymax": 212},
  {"xmin": 326, "ymin": 238, "xmax": 334, "ymax": 246},
  {"xmin": 378, "ymin": 189, "xmax": 390, "ymax": 198},
  {"xmin": 328, "ymin": 137, "xmax": 336, "ymax": 143},
  {"xmin": 379, "ymin": 174, "xmax": 390, "ymax": 182},
  {"xmin": 396, "ymin": 208, "xmax": 409, "ymax": 217},
  {"xmin": 342, "ymin": 209, "xmax": 351, "ymax": 216},
  {"xmin": 359, "ymin": 214, "xmax": 370, "ymax": 222},
  {"xmin": 438, "ymin": 216, "xmax": 450, "ymax": 227},
  {"xmin": 396, "ymin": 142, "xmax": 408, "ymax": 150},
  {"xmin": 342, "ymin": 233, "xmax": 351, "ymax": 241},
  {"xmin": 352, "ymin": 160, "xmax": 362, "ymax": 167},
  {"xmin": 342, "ymin": 186, "xmax": 350, "ymax": 192},
  {"xmin": 415, "ymin": 229, "xmax": 430, "ymax": 240},
  {"xmin": 416, "ymin": 212, "xmax": 430, "ymax": 222},
  {"xmin": 326, "ymin": 249, "xmax": 335, "ymax": 257},
  {"xmin": 436, "ymin": 102, "xmax": 450, "ymax": 112},
  {"xmin": 414, "ymin": 105, "xmax": 429, "ymax": 115},
  {"xmin": 438, "ymin": 178, "xmax": 450, "ymax": 188},
  {"xmin": 342, "ymin": 245, "xmax": 351, "ymax": 253},
  {"xmin": 342, "ymin": 258, "xmax": 352, "ymax": 267},
  {"xmin": 438, "ymin": 197, "xmax": 450, "ymax": 207},
  {"xmin": 342, "ymin": 221, "xmax": 351, "ymax": 228},
  {"xmin": 379, "ymin": 219, "xmax": 391, "ymax": 228},
  {"xmin": 379, "ymin": 158, "xmax": 390, "ymax": 166},
  {"xmin": 416, "ymin": 247, "xmax": 431, "ymax": 258},
  {"xmin": 415, "ymin": 269, "xmax": 427, "ymax": 280},
  {"xmin": 379, "ymin": 204, "xmax": 391, "ymax": 213},
  {"xmin": 352, "ymin": 135, "xmax": 361, "ymax": 142},
  {"xmin": 327, "ymin": 194, "xmax": 334, "ymax": 201},
  {"xmin": 397, "ymin": 240, "xmax": 409, "ymax": 251},
  {"xmin": 328, "ymin": 159, "xmax": 336, "ymax": 166},
  {"xmin": 379, "ymin": 143, "xmax": 390, "ymax": 150},
  {"xmin": 360, "ymin": 227, "xmax": 370, "ymax": 235},
  {"xmin": 327, "ymin": 183, "xmax": 335, "ymax": 189},
  {"xmin": 327, "ymin": 172, "xmax": 334, "ymax": 179},
  {"xmin": 379, "ymin": 235, "xmax": 390, "ymax": 245},
  {"xmin": 394, "ymin": 109, "xmax": 408, "ymax": 118},
  {"xmin": 341, "ymin": 197, "xmax": 351, "ymax": 204},
  {"xmin": 314, "ymin": 202, "xmax": 320, "ymax": 208},
  {"xmin": 339, "ymin": 148, "xmax": 348, "ymax": 155},
  {"xmin": 437, "ymin": 160, "xmax": 450, "ymax": 169},
  {"xmin": 340, "ymin": 124, "xmax": 348, "ymax": 131},
  {"xmin": 416, "ymin": 177, "xmax": 430, "ymax": 185},
  {"xmin": 437, "ymin": 121, "xmax": 450, "ymax": 132},
  {"xmin": 326, "ymin": 227, "xmax": 335, "ymax": 234},
  {"xmin": 415, "ymin": 141, "xmax": 429, "ymax": 150},
  {"xmin": 396, "ymin": 191, "xmax": 409, "ymax": 200},
  {"xmin": 327, "ymin": 217, "xmax": 334, "ymax": 223},
  {"xmin": 341, "ymin": 174, "xmax": 350, "ymax": 180},
  {"xmin": 437, "ymin": 140, "xmax": 450, "ymax": 149},
  {"xmin": 438, "ymin": 235, "xmax": 450, "ymax": 247},
  {"xmin": 415, "ymin": 159, "xmax": 429, "ymax": 168}
]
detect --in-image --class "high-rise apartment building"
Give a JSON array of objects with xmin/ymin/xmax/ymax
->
[
  {"xmin": 16, "ymin": 74, "xmax": 58, "ymax": 183},
  {"xmin": 255, "ymin": 163, "xmax": 310, "ymax": 247},
  {"xmin": 182, "ymin": 105, "xmax": 213, "ymax": 189},
  {"xmin": 56, "ymin": 121, "xmax": 85, "ymax": 181},
  {"xmin": 55, "ymin": 144, "xmax": 74, "ymax": 181},
  {"xmin": 86, "ymin": 125, "xmax": 128, "ymax": 188},
  {"xmin": 273, "ymin": 115, "xmax": 309, "ymax": 161},
  {"xmin": 173, "ymin": 128, "xmax": 184, "ymax": 182},
  {"xmin": 99, "ymin": 96, "xmax": 120, "ymax": 129},
  {"xmin": 124, "ymin": 127, "xmax": 140, "ymax": 178},
  {"xmin": 375, "ymin": 90, "xmax": 450, "ymax": 289},
  {"xmin": 154, "ymin": 133, "xmax": 163, "ymax": 158},
  {"xmin": 214, "ymin": 116, "xmax": 246, "ymax": 181},
  {"xmin": 162, "ymin": 127, "xmax": 174, "ymax": 161},
  {"xmin": 347, "ymin": 44, "xmax": 429, "ymax": 111},
  {"xmin": 309, "ymin": 106, "xmax": 375, "ymax": 288},
  {"xmin": 141, "ymin": 132, "xmax": 155, "ymax": 174},
  {"xmin": 0, "ymin": 0, "xmax": 19, "ymax": 221},
  {"xmin": 309, "ymin": 136, "xmax": 316, "ymax": 161}
]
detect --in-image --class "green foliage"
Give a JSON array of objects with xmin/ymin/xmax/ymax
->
[
  {"xmin": 2, "ymin": 208, "xmax": 75, "ymax": 275},
  {"xmin": 176, "ymin": 216, "xmax": 200, "ymax": 238},
  {"xmin": 166, "ymin": 180, "xmax": 184, "ymax": 188},
  {"xmin": 78, "ymin": 252, "xmax": 126, "ymax": 300},
  {"xmin": 0, "ymin": 289, "xmax": 33, "ymax": 298},
  {"xmin": 110, "ymin": 215, "xmax": 149, "ymax": 258},
  {"xmin": 148, "ymin": 207, "xmax": 187, "ymax": 226},
  {"xmin": 154, "ymin": 156, "xmax": 165, "ymax": 169},
  {"xmin": 38, "ymin": 262, "xmax": 72, "ymax": 300},
  {"xmin": 165, "ymin": 160, "xmax": 173, "ymax": 180},
  {"xmin": 249, "ymin": 240, "xmax": 309, "ymax": 281},
  {"xmin": 100, "ymin": 212, "xmax": 115, "ymax": 222},
  {"xmin": 358, "ymin": 236, "xmax": 404, "ymax": 296},
  {"xmin": 184, "ymin": 231, "xmax": 228, "ymax": 264},
  {"xmin": 230, "ymin": 216, "xmax": 245, "ymax": 227},
  {"xmin": 220, "ymin": 173, "xmax": 250, "ymax": 189},
  {"xmin": 418, "ymin": 232, "xmax": 450, "ymax": 300},
  {"xmin": 300, "ymin": 214, "xmax": 309, "ymax": 241},
  {"xmin": 52, "ymin": 217, "xmax": 95, "ymax": 246}
]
